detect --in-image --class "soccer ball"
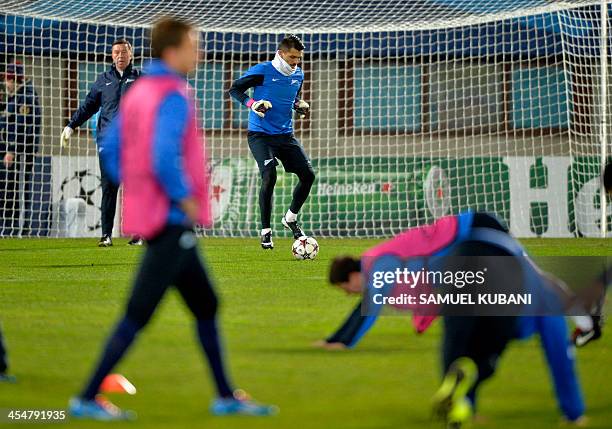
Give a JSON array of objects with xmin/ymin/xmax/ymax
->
[{"xmin": 292, "ymin": 236, "xmax": 319, "ymax": 260}]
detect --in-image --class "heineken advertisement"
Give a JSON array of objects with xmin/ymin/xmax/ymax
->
[{"xmin": 207, "ymin": 156, "xmax": 611, "ymax": 238}]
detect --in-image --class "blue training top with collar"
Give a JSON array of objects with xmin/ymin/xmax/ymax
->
[{"xmin": 228, "ymin": 61, "xmax": 304, "ymax": 135}]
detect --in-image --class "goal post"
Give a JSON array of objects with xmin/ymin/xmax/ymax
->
[
  {"xmin": 600, "ymin": 0, "xmax": 608, "ymax": 238},
  {"xmin": 0, "ymin": 0, "xmax": 609, "ymax": 238},
  {"xmin": 558, "ymin": 2, "xmax": 612, "ymax": 238}
]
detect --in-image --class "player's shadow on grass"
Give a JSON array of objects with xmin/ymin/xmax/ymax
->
[
  {"xmin": 249, "ymin": 345, "xmax": 416, "ymax": 354},
  {"xmin": 30, "ymin": 262, "xmax": 138, "ymax": 268},
  {"xmin": 0, "ymin": 246, "xmax": 90, "ymax": 252}
]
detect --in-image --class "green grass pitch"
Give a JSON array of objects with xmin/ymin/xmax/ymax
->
[{"xmin": 0, "ymin": 237, "xmax": 611, "ymax": 429}]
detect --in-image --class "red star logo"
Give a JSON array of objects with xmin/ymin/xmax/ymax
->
[
  {"xmin": 212, "ymin": 184, "xmax": 225, "ymax": 202},
  {"xmin": 381, "ymin": 182, "xmax": 393, "ymax": 193}
]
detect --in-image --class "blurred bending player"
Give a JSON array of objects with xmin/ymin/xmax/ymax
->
[
  {"xmin": 572, "ymin": 160, "xmax": 612, "ymax": 347},
  {"xmin": 0, "ymin": 62, "xmax": 41, "ymax": 236},
  {"xmin": 319, "ymin": 212, "xmax": 586, "ymax": 427},
  {"xmin": 228, "ymin": 35, "xmax": 314, "ymax": 249},
  {"xmin": 60, "ymin": 38, "xmax": 142, "ymax": 247},
  {"xmin": 68, "ymin": 18, "xmax": 276, "ymax": 421}
]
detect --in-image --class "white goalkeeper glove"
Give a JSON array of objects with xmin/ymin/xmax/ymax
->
[
  {"xmin": 294, "ymin": 100, "xmax": 310, "ymax": 119},
  {"xmin": 248, "ymin": 99, "xmax": 272, "ymax": 118},
  {"xmin": 60, "ymin": 126, "xmax": 74, "ymax": 148}
]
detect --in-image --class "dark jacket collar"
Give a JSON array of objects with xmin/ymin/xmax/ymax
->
[{"xmin": 110, "ymin": 62, "xmax": 135, "ymax": 79}]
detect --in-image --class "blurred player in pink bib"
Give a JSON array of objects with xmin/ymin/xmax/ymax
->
[{"xmin": 68, "ymin": 18, "xmax": 276, "ymax": 421}]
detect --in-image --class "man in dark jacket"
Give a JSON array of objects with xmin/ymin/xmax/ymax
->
[
  {"xmin": 61, "ymin": 39, "xmax": 141, "ymax": 247},
  {"xmin": 0, "ymin": 61, "xmax": 41, "ymax": 236}
]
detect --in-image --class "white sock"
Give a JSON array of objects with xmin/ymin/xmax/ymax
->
[
  {"xmin": 573, "ymin": 315, "xmax": 593, "ymax": 331},
  {"xmin": 261, "ymin": 228, "xmax": 271, "ymax": 235},
  {"xmin": 285, "ymin": 209, "xmax": 298, "ymax": 222}
]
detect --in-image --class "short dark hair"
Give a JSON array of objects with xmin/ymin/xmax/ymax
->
[
  {"xmin": 111, "ymin": 38, "xmax": 132, "ymax": 51},
  {"xmin": 151, "ymin": 17, "xmax": 193, "ymax": 59},
  {"xmin": 279, "ymin": 34, "xmax": 305, "ymax": 52},
  {"xmin": 604, "ymin": 162, "xmax": 612, "ymax": 194},
  {"xmin": 329, "ymin": 256, "xmax": 361, "ymax": 285}
]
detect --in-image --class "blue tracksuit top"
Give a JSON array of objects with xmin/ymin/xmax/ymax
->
[{"xmin": 228, "ymin": 61, "xmax": 304, "ymax": 135}]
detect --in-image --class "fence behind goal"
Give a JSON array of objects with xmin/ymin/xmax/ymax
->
[{"xmin": 0, "ymin": 0, "xmax": 610, "ymax": 238}]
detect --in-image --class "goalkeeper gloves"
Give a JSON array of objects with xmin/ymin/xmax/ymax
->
[
  {"xmin": 60, "ymin": 126, "xmax": 74, "ymax": 148},
  {"xmin": 247, "ymin": 99, "xmax": 272, "ymax": 118},
  {"xmin": 294, "ymin": 100, "xmax": 309, "ymax": 118}
]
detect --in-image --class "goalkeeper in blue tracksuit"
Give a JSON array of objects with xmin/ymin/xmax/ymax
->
[
  {"xmin": 321, "ymin": 212, "xmax": 586, "ymax": 427},
  {"xmin": 228, "ymin": 34, "xmax": 314, "ymax": 249}
]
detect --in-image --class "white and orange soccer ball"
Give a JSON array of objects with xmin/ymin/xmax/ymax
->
[{"xmin": 292, "ymin": 236, "xmax": 319, "ymax": 260}]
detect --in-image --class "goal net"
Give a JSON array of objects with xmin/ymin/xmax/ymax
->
[{"xmin": 0, "ymin": 0, "xmax": 610, "ymax": 238}]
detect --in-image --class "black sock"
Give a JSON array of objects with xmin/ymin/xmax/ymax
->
[
  {"xmin": 80, "ymin": 317, "xmax": 139, "ymax": 400},
  {"xmin": 259, "ymin": 169, "xmax": 276, "ymax": 229},
  {"xmin": 290, "ymin": 168, "xmax": 315, "ymax": 214},
  {"xmin": 196, "ymin": 319, "xmax": 234, "ymax": 398}
]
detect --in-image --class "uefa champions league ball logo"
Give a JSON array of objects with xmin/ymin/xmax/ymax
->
[{"xmin": 59, "ymin": 169, "xmax": 101, "ymax": 232}]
